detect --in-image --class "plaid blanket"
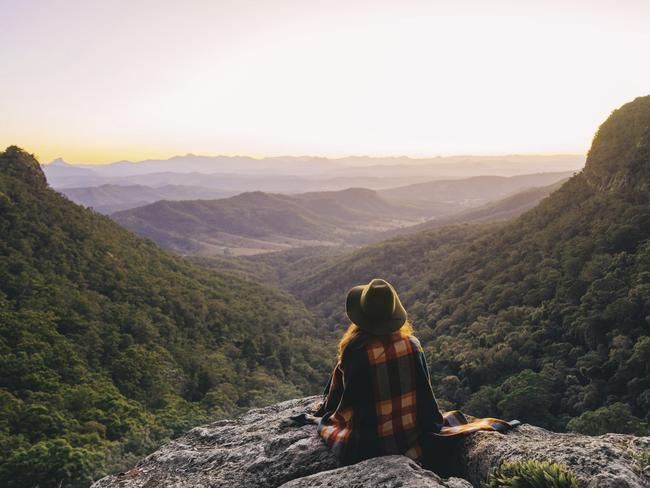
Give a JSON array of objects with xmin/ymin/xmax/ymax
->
[
  {"xmin": 437, "ymin": 410, "xmax": 518, "ymax": 435},
  {"xmin": 315, "ymin": 331, "xmax": 517, "ymax": 464}
]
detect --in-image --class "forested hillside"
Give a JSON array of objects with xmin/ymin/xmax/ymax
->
[
  {"xmin": 286, "ymin": 96, "xmax": 650, "ymax": 434},
  {"xmin": 0, "ymin": 147, "xmax": 333, "ymax": 487},
  {"xmin": 184, "ymin": 180, "xmax": 568, "ymax": 287}
]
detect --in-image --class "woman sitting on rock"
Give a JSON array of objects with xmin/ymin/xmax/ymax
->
[{"xmin": 314, "ymin": 278, "xmax": 517, "ymax": 475}]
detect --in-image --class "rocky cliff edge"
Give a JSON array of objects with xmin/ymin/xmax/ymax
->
[{"xmin": 92, "ymin": 397, "xmax": 649, "ymax": 488}]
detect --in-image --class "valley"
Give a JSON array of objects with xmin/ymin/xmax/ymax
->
[{"xmin": 106, "ymin": 173, "xmax": 570, "ymax": 255}]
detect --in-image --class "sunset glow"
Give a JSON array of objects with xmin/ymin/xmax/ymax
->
[{"xmin": 2, "ymin": 0, "xmax": 650, "ymax": 163}]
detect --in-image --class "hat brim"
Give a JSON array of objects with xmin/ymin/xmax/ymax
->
[{"xmin": 345, "ymin": 284, "xmax": 407, "ymax": 335}]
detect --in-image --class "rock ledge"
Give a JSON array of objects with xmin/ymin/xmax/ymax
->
[{"xmin": 93, "ymin": 397, "xmax": 649, "ymax": 488}]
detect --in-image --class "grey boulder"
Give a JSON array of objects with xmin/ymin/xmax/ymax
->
[{"xmin": 93, "ymin": 396, "xmax": 650, "ymax": 488}]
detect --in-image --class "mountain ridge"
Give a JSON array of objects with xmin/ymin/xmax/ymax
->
[
  {"xmin": 108, "ymin": 171, "xmax": 572, "ymax": 256},
  {"xmin": 59, "ymin": 184, "xmax": 235, "ymax": 214},
  {"xmin": 378, "ymin": 171, "xmax": 574, "ymax": 207},
  {"xmin": 42, "ymin": 154, "xmax": 583, "ymax": 191},
  {"xmin": 110, "ymin": 188, "xmax": 436, "ymax": 255}
]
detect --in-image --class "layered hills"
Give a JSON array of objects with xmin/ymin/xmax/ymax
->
[
  {"xmin": 43, "ymin": 154, "xmax": 583, "ymax": 191},
  {"xmin": 377, "ymin": 178, "xmax": 569, "ymax": 240},
  {"xmin": 0, "ymin": 147, "xmax": 333, "ymax": 487},
  {"xmin": 111, "ymin": 188, "xmax": 437, "ymax": 255},
  {"xmin": 109, "ymin": 172, "xmax": 571, "ymax": 256},
  {"xmin": 59, "ymin": 184, "xmax": 235, "ymax": 214},
  {"xmin": 179, "ymin": 180, "xmax": 569, "ymax": 286},
  {"xmin": 378, "ymin": 171, "xmax": 573, "ymax": 208}
]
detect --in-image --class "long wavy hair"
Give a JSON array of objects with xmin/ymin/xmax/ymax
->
[{"xmin": 337, "ymin": 320, "xmax": 414, "ymax": 362}]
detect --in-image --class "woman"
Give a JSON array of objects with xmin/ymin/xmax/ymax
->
[{"xmin": 314, "ymin": 278, "xmax": 516, "ymax": 474}]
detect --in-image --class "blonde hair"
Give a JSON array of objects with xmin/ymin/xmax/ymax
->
[{"xmin": 337, "ymin": 320, "xmax": 414, "ymax": 362}]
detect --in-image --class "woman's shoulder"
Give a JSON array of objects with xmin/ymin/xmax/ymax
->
[
  {"xmin": 341, "ymin": 332, "xmax": 423, "ymax": 363},
  {"xmin": 373, "ymin": 332, "xmax": 424, "ymax": 355}
]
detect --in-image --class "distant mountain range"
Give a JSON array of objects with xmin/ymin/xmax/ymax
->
[
  {"xmin": 378, "ymin": 171, "xmax": 574, "ymax": 208},
  {"xmin": 108, "ymin": 171, "xmax": 572, "ymax": 254},
  {"xmin": 377, "ymin": 178, "xmax": 569, "ymax": 240},
  {"xmin": 59, "ymin": 184, "xmax": 236, "ymax": 214},
  {"xmin": 181, "ymin": 179, "xmax": 569, "ymax": 285},
  {"xmin": 42, "ymin": 154, "xmax": 584, "ymax": 191}
]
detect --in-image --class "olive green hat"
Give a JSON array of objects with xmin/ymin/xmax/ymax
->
[{"xmin": 345, "ymin": 278, "xmax": 407, "ymax": 335}]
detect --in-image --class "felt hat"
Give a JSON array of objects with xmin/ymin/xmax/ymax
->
[{"xmin": 345, "ymin": 278, "xmax": 407, "ymax": 335}]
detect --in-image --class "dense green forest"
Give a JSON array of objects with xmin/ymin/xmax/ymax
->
[
  {"xmin": 0, "ymin": 147, "xmax": 334, "ymax": 487},
  {"xmin": 277, "ymin": 96, "xmax": 650, "ymax": 434}
]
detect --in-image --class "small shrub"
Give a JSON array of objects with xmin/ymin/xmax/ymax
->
[
  {"xmin": 483, "ymin": 459, "xmax": 578, "ymax": 488},
  {"xmin": 628, "ymin": 448, "xmax": 650, "ymax": 474}
]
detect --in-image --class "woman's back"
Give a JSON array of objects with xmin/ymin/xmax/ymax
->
[
  {"xmin": 317, "ymin": 329, "xmax": 443, "ymax": 463},
  {"xmin": 315, "ymin": 278, "xmax": 517, "ymax": 473}
]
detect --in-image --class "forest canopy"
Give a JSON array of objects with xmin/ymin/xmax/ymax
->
[{"xmin": 0, "ymin": 146, "xmax": 334, "ymax": 487}]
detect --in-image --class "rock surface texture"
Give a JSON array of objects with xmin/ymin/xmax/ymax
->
[
  {"xmin": 463, "ymin": 425, "xmax": 649, "ymax": 488},
  {"xmin": 93, "ymin": 397, "xmax": 649, "ymax": 488},
  {"xmin": 279, "ymin": 456, "xmax": 472, "ymax": 488}
]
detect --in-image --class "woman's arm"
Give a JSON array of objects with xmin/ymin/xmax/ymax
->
[
  {"xmin": 414, "ymin": 345, "xmax": 444, "ymax": 431},
  {"xmin": 314, "ymin": 363, "xmax": 344, "ymax": 417}
]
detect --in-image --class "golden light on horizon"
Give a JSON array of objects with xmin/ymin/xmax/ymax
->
[{"xmin": 1, "ymin": 0, "xmax": 650, "ymax": 163}]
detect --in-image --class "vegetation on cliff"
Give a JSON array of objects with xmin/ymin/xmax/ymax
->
[{"xmin": 0, "ymin": 147, "xmax": 333, "ymax": 486}]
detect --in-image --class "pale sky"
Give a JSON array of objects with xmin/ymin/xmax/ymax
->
[{"xmin": 1, "ymin": 0, "xmax": 649, "ymax": 163}]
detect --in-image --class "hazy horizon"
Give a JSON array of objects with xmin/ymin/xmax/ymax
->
[{"xmin": 42, "ymin": 151, "xmax": 586, "ymax": 166}]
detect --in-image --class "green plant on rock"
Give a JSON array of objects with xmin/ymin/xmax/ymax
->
[
  {"xmin": 483, "ymin": 459, "xmax": 578, "ymax": 488},
  {"xmin": 627, "ymin": 448, "xmax": 650, "ymax": 475}
]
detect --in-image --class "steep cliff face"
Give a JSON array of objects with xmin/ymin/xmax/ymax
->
[
  {"xmin": 93, "ymin": 397, "xmax": 649, "ymax": 488},
  {"xmin": 583, "ymin": 95, "xmax": 650, "ymax": 194}
]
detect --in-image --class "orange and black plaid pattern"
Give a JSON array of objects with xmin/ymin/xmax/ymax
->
[
  {"xmin": 317, "ymin": 362, "xmax": 352, "ymax": 456},
  {"xmin": 317, "ymin": 332, "xmax": 434, "ymax": 463},
  {"xmin": 366, "ymin": 333, "xmax": 415, "ymax": 365},
  {"xmin": 367, "ymin": 333, "xmax": 422, "ymax": 457},
  {"xmin": 315, "ymin": 331, "xmax": 517, "ymax": 465},
  {"xmin": 436, "ymin": 410, "xmax": 516, "ymax": 436}
]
